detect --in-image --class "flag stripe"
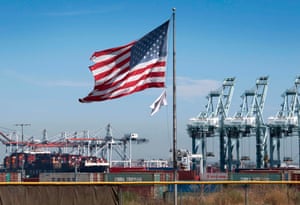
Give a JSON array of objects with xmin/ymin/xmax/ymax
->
[
  {"xmin": 90, "ymin": 42, "xmax": 135, "ymax": 62},
  {"xmin": 93, "ymin": 74, "xmax": 165, "ymax": 96},
  {"xmin": 92, "ymin": 57, "xmax": 130, "ymax": 82},
  {"xmin": 83, "ymin": 82, "xmax": 165, "ymax": 102},
  {"xmin": 93, "ymin": 60, "xmax": 166, "ymax": 92},
  {"xmin": 90, "ymin": 47, "xmax": 131, "ymax": 72},
  {"xmin": 90, "ymin": 48, "xmax": 132, "ymax": 85},
  {"xmin": 94, "ymin": 59, "xmax": 166, "ymax": 86}
]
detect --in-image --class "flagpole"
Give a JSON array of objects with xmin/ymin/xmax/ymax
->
[{"xmin": 172, "ymin": 7, "xmax": 178, "ymax": 205}]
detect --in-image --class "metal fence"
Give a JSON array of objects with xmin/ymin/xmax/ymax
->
[{"xmin": 1, "ymin": 181, "xmax": 300, "ymax": 205}]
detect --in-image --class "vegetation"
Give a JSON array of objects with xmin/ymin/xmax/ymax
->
[{"xmin": 121, "ymin": 184, "xmax": 300, "ymax": 205}]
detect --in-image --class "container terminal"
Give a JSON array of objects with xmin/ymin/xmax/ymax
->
[{"xmin": 0, "ymin": 76, "xmax": 299, "ymax": 191}]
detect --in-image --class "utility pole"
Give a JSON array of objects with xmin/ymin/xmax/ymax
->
[{"xmin": 15, "ymin": 123, "xmax": 31, "ymax": 150}]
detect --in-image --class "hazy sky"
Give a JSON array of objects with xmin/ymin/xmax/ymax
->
[{"xmin": 0, "ymin": 1, "xmax": 300, "ymax": 163}]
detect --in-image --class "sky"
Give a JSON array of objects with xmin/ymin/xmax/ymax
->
[{"xmin": 0, "ymin": 1, "xmax": 300, "ymax": 164}]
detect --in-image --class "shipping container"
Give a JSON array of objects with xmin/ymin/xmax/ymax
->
[
  {"xmin": 104, "ymin": 172, "xmax": 160, "ymax": 182},
  {"xmin": 289, "ymin": 171, "xmax": 300, "ymax": 190},
  {"xmin": 0, "ymin": 172, "xmax": 21, "ymax": 182},
  {"xmin": 39, "ymin": 172, "xmax": 102, "ymax": 182},
  {"xmin": 229, "ymin": 172, "xmax": 282, "ymax": 181}
]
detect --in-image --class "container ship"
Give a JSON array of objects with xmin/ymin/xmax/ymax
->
[{"xmin": 3, "ymin": 151, "xmax": 109, "ymax": 179}]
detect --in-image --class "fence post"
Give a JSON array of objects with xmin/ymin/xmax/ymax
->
[
  {"xmin": 244, "ymin": 184, "xmax": 249, "ymax": 205},
  {"xmin": 118, "ymin": 185, "xmax": 122, "ymax": 205}
]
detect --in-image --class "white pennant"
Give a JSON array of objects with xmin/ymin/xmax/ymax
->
[{"xmin": 150, "ymin": 89, "xmax": 167, "ymax": 116}]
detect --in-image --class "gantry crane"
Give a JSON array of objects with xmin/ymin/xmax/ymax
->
[
  {"xmin": 224, "ymin": 76, "xmax": 269, "ymax": 170},
  {"xmin": 187, "ymin": 77, "xmax": 235, "ymax": 172},
  {"xmin": 98, "ymin": 124, "xmax": 149, "ymax": 167},
  {"xmin": 0, "ymin": 124, "xmax": 148, "ymax": 168},
  {"xmin": 268, "ymin": 76, "xmax": 300, "ymax": 167},
  {"xmin": 0, "ymin": 129, "xmax": 104, "ymax": 155}
]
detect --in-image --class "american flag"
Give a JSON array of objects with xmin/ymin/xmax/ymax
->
[{"xmin": 79, "ymin": 20, "xmax": 169, "ymax": 103}]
